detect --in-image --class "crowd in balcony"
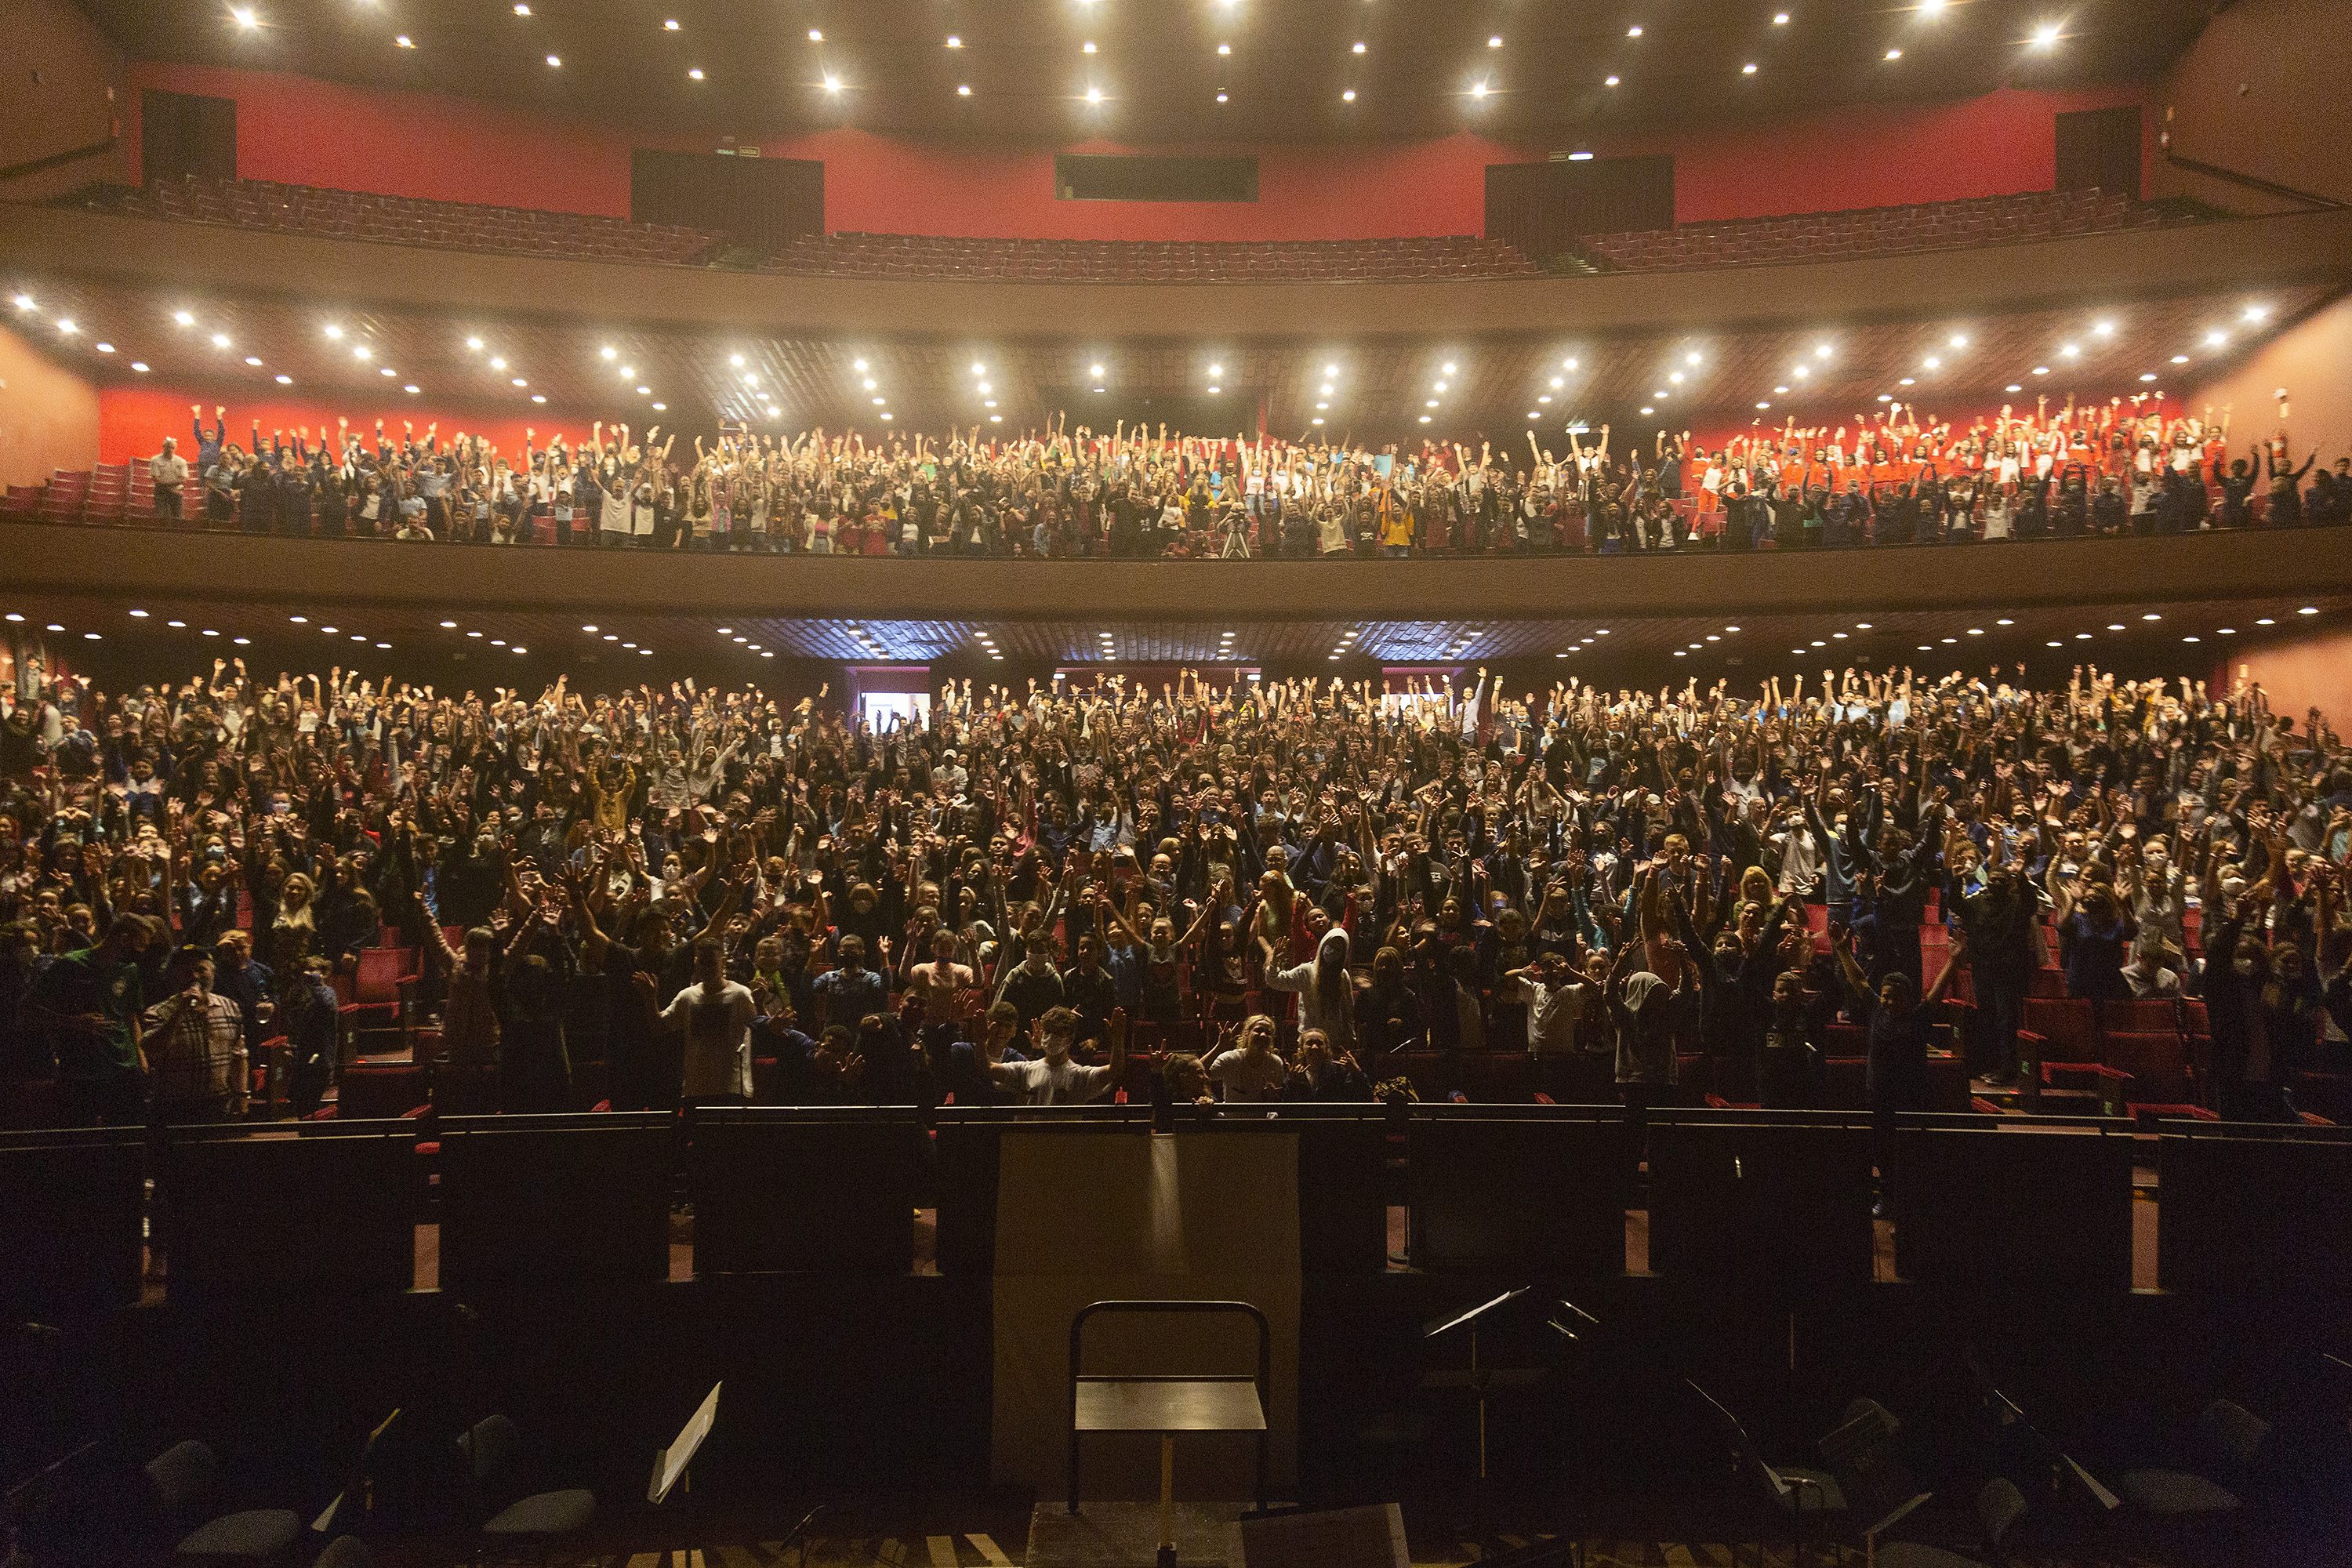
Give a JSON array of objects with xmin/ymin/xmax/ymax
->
[
  {"xmin": 54, "ymin": 393, "xmax": 2349, "ymax": 557},
  {"xmin": 3, "ymin": 648, "xmax": 2347, "ymax": 1131}
]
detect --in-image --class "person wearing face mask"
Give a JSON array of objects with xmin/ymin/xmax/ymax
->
[
  {"xmin": 2052, "ymin": 873, "xmax": 2136, "ymax": 1004},
  {"xmin": 989, "ymin": 1004, "xmax": 1127, "ymax": 1105}
]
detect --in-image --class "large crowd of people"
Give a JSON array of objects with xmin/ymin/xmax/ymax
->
[
  {"xmin": 4, "ymin": 652, "xmax": 2347, "ymax": 1133},
  {"xmin": 134, "ymin": 394, "xmax": 2350, "ymax": 555}
]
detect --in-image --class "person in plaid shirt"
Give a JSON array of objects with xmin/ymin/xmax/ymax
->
[{"xmin": 142, "ymin": 947, "xmax": 250, "ymax": 1123}]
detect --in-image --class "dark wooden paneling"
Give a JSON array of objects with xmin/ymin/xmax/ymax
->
[
  {"xmin": 139, "ymin": 88, "xmax": 234, "ymax": 185},
  {"xmin": 1487, "ymin": 156, "xmax": 1675, "ymax": 260},
  {"xmin": 2056, "ymin": 104, "xmax": 2143, "ymax": 200},
  {"xmin": 1056, "ymin": 154, "xmax": 1258, "ymax": 204},
  {"xmin": 630, "ymin": 149, "xmax": 823, "ymax": 249}
]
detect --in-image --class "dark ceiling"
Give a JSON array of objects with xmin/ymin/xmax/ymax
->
[
  {"xmin": 11, "ymin": 274, "xmax": 2321, "ymax": 440},
  {"xmin": 78, "ymin": 0, "xmax": 2213, "ymax": 144}
]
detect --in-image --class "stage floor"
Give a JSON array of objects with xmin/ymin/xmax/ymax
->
[{"xmin": 323, "ymin": 1494, "xmax": 2197, "ymax": 1568}]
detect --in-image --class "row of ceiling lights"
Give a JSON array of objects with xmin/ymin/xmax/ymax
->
[
  {"xmin": 223, "ymin": 2, "xmax": 2068, "ymax": 103},
  {"xmin": 16, "ymin": 294, "xmax": 2280, "ymax": 433}
]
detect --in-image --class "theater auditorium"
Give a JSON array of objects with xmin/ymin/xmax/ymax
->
[{"xmin": 3, "ymin": 1, "xmax": 2351, "ymax": 1564}]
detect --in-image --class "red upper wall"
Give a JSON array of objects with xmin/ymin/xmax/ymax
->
[{"xmin": 121, "ymin": 61, "xmax": 2154, "ymax": 239}]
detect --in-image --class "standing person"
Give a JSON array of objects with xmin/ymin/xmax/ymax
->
[
  {"xmin": 658, "ymin": 937, "xmax": 755, "ymax": 1104},
  {"xmin": 989, "ymin": 1005, "xmax": 1127, "ymax": 1105},
  {"xmin": 1501, "ymin": 948, "xmax": 1589, "ymax": 1098},
  {"xmin": 1953, "ymin": 859, "xmax": 2039, "ymax": 1088},
  {"xmin": 30, "ymin": 914, "xmax": 149, "ymax": 1124},
  {"xmin": 140, "ymin": 946, "xmax": 248, "ymax": 1123},
  {"xmin": 149, "ymin": 437, "xmax": 189, "ymax": 522},
  {"xmin": 1263, "ymin": 927, "xmax": 1359, "ymax": 1054}
]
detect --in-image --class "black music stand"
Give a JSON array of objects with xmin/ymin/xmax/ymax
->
[
  {"xmin": 1965, "ymin": 1355, "xmax": 2120, "ymax": 1517},
  {"xmin": 1686, "ymin": 1380, "xmax": 1841, "ymax": 1568},
  {"xmin": 1067, "ymin": 1301, "xmax": 1270, "ymax": 1568},
  {"xmin": 1420, "ymin": 1287, "xmax": 1548, "ymax": 1548},
  {"xmin": 648, "ymin": 1382, "xmax": 723, "ymax": 1568}
]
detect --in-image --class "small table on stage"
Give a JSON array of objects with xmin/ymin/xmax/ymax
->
[{"xmin": 1068, "ymin": 1301, "xmax": 1271, "ymax": 1568}]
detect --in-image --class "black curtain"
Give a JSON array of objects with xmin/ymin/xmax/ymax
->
[{"xmin": 630, "ymin": 151, "xmax": 823, "ymax": 247}]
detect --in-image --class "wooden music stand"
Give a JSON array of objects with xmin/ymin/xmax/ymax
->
[{"xmin": 1068, "ymin": 1301, "xmax": 1271, "ymax": 1568}]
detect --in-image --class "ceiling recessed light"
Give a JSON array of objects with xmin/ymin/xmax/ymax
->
[
  {"xmin": 544, "ymin": 53, "xmax": 560, "ymax": 67},
  {"xmin": 1742, "ymin": 61, "xmax": 1758, "ymax": 74},
  {"xmin": 1604, "ymin": 74, "xmax": 1620, "ymax": 85},
  {"xmin": 956, "ymin": 82, "xmax": 971, "ymax": 94},
  {"xmin": 1885, "ymin": 47, "xmax": 1901, "ymax": 60},
  {"xmin": 665, "ymin": 16, "xmax": 679, "ymax": 28},
  {"xmin": 1469, "ymin": 80, "xmax": 1489, "ymax": 97},
  {"xmin": 1487, "ymin": 34, "xmax": 1502, "ymax": 47},
  {"xmin": 94, "ymin": 342, "xmax": 114, "ymax": 354},
  {"xmin": 230, "ymin": 5, "xmax": 257, "ymax": 27},
  {"xmin": 1214, "ymin": 91, "xmax": 1229, "ymax": 102},
  {"xmin": 1352, "ymin": 40, "xmax": 1365, "ymax": 53},
  {"xmin": 823, "ymin": 74, "xmax": 843, "ymax": 92},
  {"xmin": 2031, "ymin": 20, "xmax": 2061, "ymax": 49},
  {"xmin": 242, "ymin": 355, "xmax": 261, "ymax": 366},
  {"xmin": 688, "ymin": 67, "xmax": 704, "ymax": 79},
  {"xmin": 1628, "ymin": 24, "xmax": 1644, "ymax": 37},
  {"xmin": 1083, "ymin": 39, "xmax": 1097, "ymax": 53},
  {"xmin": 210, "ymin": 332, "xmax": 230, "ymax": 348},
  {"xmin": 1341, "ymin": 88, "xmax": 1356, "ymax": 100},
  {"xmin": 274, "ymin": 373, "xmax": 292, "ymax": 384},
  {"xmin": 1218, "ymin": 42, "xmax": 1231, "ymax": 54},
  {"xmin": 394, "ymin": 32, "xmax": 411, "ymax": 45}
]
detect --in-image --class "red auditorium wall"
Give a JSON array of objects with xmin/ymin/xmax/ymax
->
[
  {"xmin": 0, "ymin": 0, "xmax": 130, "ymax": 201},
  {"xmin": 1621, "ymin": 85, "xmax": 2154, "ymax": 226},
  {"xmin": 2186, "ymin": 296, "xmax": 2352, "ymax": 484},
  {"xmin": 96, "ymin": 383, "xmax": 606, "ymax": 468},
  {"xmin": 2216, "ymin": 626, "xmax": 2352, "ymax": 736},
  {"xmin": 120, "ymin": 61, "xmax": 2149, "ymax": 238},
  {"xmin": 0, "ymin": 324, "xmax": 103, "ymax": 488},
  {"xmin": 2155, "ymin": 0, "xmax": 2352, "ymax": 212}
]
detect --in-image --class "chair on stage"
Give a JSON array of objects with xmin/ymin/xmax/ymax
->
[
  {"xmin": 144, "ymin": 1439, "xmax": 302, "ymax": 1564},
  {"xmin": 457, "ymin": 1414, "xmax": 597, "ymax": 1564}
]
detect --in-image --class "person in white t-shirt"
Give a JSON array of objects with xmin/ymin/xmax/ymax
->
[
  {"xmin": 989, "ymin": 1004, "xmax": 1127, "ymax": 1105},
  {"xmin": 659, "ymin": 936, "xmax": 755, "ymax": 1101}
]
